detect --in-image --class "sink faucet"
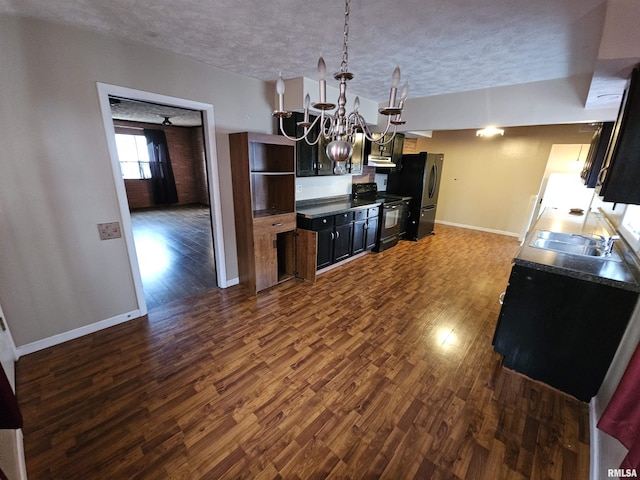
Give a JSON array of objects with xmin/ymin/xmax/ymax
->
[
  {"xmin": 602, "ymin": 235, "xmax": 620, "ymax": 256},
  {"xmin": 571, "ymin": 233, "xmax": 605, "ymax": 243}
]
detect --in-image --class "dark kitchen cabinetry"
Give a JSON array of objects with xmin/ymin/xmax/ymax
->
[
  {"xmin": 581, "ymin": 122, "xmax": 614, "ymax": 188},
  {"xmin": 492, "ymin": 264, "xmax": 638, "ymax": 402},
  {"xmin": 282, "ymin": 113, "xmax": 364, "ymax": 176},
  {"xmin": 299, "ymin": 212, "xmax": 354, "ymax": 270},
  {"xmin": 598, "ymin": 65, "xmax": 640, "ymax": 204},
  {"xmin": 282, "ymin": 113, "xmax": 333, "ymax": 177},
  {"xmin": 352, "ymin": 207, "xmax": 380, "ymax": 255},
  {"xmin": 398, "ymin": 199, "xmax": 411, "ymax": 238},
  {"xmin": 332, "ymin": 212, "xmax": 354, "ymax": 264},
  {"xmin": 364, "ymin": 133, "xmax": 404, "ymax": 169}
]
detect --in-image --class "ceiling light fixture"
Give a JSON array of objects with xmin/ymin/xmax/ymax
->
[
  {"xmin": 272, "ymin": 0, "xmax": 408, "ymax": 174},
  {"xmin": 161, "ymin": 116, "xmax": 173, "ymax": 126},
  {"xmin": 476, "ymin": 126, "xmax": 504, "ymax": 137}
]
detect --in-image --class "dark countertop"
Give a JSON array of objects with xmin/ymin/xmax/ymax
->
[
  {"xmin": 516, "ymin": 208, "xmax": 640, "ymax": 292},
  {"xmin": 296, "ymin": 195, "xmax": 383, "ymax": 219}
]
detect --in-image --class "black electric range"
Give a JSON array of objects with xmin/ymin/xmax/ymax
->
[{"xmin": 352, "ymin": 183, "xmax": 411, "ymax": 251}]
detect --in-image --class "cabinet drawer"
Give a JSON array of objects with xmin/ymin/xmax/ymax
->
[
  {"xmin": 309, "ymin": 215, "xmax": 334, "ymax": 231},
  {"xmin": 353, "ymin": 209, "xmax": 368, "ymax": 221},
  {"xmin": 253, "ymin": 213, "xmax": 296, "ymax": 235},
  {"xmin": 335, "ymin": 211, "xmax": 354, "ymax": 225},
  {"xmin": 368, "ymin": 206, "xmax": 380, "ymax": 218}
]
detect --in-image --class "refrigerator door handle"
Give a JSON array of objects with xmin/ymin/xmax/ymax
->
[{"xmin": 428, "ymin": 163, "xmax": 438, "ymax": 199}]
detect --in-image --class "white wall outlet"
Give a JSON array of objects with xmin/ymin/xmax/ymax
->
[
  {"xmin": 98, "ymin": 222, "xmax": 122, "ymax": 240},
  {"xmin": 296, "ymin": 185, "xmax": 302, "ymax": 193}
]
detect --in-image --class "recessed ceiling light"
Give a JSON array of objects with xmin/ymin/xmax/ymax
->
[{"xmin": 476, "ymin": 127, "xmax": 504, "ymax": 137}]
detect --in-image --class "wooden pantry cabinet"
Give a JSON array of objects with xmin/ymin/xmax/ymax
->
[{"xmin": 230, "ymin": 132, "xmax": 315, "ymax": 293}]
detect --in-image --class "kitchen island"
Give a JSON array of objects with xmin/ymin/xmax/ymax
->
[{"xmin": 493, "ymin": 208, "xmax": 640, "ymax": 402}]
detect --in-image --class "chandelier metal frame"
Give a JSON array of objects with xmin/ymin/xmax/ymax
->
[{"xmin": 272, "ymin": 0, "xmax": 408, "ymax": 172}]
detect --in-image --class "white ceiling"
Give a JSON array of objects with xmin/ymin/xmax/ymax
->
[
  {"xmin": 2, "ymin": 0, "xmax": 638, "ymax": 113},
  {"xmin": 110, "ymin": 97, "xmax": 203, "ymax": 127}
]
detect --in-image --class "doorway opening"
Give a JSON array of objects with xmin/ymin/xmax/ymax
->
[{"xmin": 97, "ymin": 84, "xmax": 228, "ymax": 316}]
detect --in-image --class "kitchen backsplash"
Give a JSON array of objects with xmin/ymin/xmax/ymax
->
[{"xmin": 295, "ymin": 172, "xmax": 390, "ymax": 201}]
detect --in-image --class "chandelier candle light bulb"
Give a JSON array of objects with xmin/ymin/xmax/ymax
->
[
  {"xmin": 318, "ymin": 57, "xmax": 327, "ymax": 104},
  {"xmin": 303, "ymin": 93, "xmax": 311, "ymax": 124},
  {"xmin": 388, "ymin": 66, "xmax": 401, "ymax": 108},
  {"xmin": 276, "ymin": 72, "xmax": 286, "ymax": 113}
]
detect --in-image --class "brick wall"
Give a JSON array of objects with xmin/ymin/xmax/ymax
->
[{"xmin": 114, "ymin": 120, "xmax": 209, "ymax": 210}]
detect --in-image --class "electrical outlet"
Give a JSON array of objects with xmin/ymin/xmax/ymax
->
[
  {"xmin": 296, "ymin": 185, "xmax": 302, "ymax": 193},
  {"xmin": 98, "ymin": 222, "xmax": 122, "ymax": 240}
]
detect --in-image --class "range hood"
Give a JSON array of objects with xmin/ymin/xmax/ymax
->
[{"xmin": 367, "ymin": 155, "xmax": 396, "ymax": 168}]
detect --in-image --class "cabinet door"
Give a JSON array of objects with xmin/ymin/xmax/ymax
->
[
  {"xmin": 492, "ymin": 264, "xmax": 638, "ymax": 402},
  {"xmin": 254, "ymin": 233, "xmax": 278, "ymax": 291},
  {"xmin": 365, "ymin": 216, "xmax": 379, "ymax": 250},
  {"xmin": 349, "ymin": 133, "xmax": 364, "ymax": 175},
  {"xmin": 334, "ymin": 223, "xmax": 353, "ymax": 262},
  {"xmin": 317, "ymin": 137, "xmax": 334, "ymax": 176},
  {"xmin": 295, "ymin": 229, "xmax": 317, "ymax": 284},
  {"xmin": 316, "ymin": 228, "xmax": 334, "ymax": 269},
  {"xmin": 282, "ymin": 114, "xmax": 316, "ymax": 177},
  {"xmin": 352, "ymin": 220, "xmax": 366, "ymax": 255}
]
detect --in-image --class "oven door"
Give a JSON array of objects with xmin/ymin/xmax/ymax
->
[
  {"xmin": 375, "ymin": 203, "xmax": 402, "ymax": 251},
  {"xmin": 381, "ymin": 204, "xmax": 402, "ymax": 237}
]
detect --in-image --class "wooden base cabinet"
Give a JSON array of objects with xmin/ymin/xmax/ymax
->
[
  {"xmin": 492, "ymin": 264, "xmax": 638, "ymax": 402},
  {"xmin": 230, "ymin": 132, "xmax": 315, "ymax": 293}
]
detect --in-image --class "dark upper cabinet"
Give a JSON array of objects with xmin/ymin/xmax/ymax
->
[
  {"xmin": 598, "ymin": 65, "xmax": 640, "ymax": 204},
  {"xmin": 581, "ymin": 122, "xmax": 614, "ymax": 188},
  {"xmin": 364, "ymin": 133, "xmax": 405, "ymax": 171},
  {"xmin": 282, "ymin": 113, "xmax": 331, "ymax": 177},
  {"xmin": 282, "ymin": 113, "xmax": 364, "ymax": 176}
]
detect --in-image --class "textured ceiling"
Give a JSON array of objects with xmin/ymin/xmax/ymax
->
[
  {"xmin": 110, "ymin": 97, "xmax": 203, "ymax": 127},
  {"xmin": 1, "ymin": 0, "xmax": 637, "ymax": 111}
]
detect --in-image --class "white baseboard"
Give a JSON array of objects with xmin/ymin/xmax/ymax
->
[
  {"xmin": 0, "ymin": 429, "xmax": 28, "ymax": 480},
  {"xmin": 16, "ymin": 309, "xmax": 142, "ymax": 356},
  {"xmin": 436, "ymin": 220, "xmax": 520, "ymax": 238}
]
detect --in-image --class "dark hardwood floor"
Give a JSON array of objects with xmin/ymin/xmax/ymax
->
[
  {"xmin": 16, "ymin": 225, "xmax": 590, "ymax": 479},
  {"xmin": 131, "ymin": 205, "xmax": 217, "ymax": 310}
]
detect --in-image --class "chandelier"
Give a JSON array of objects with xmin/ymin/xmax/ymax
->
[{"xmin": 272, "ymin": 0, "xmax": 408, "ymax": 174}]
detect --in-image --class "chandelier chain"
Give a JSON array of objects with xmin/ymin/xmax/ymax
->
[{"xmin": 340, "ymin": 0, "xmax": 350, "ymax": 73}]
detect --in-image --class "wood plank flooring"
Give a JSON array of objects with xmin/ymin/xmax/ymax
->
[
  {"xmin": 16, "ymin": 225, "xmax": 590, "ymax": 479},
  {"xmin": 131, "ymin": 205, "xmax": 217, "ymax": 310}
]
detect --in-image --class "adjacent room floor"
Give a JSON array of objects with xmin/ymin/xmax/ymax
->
[
  {"xmin": 130, "ymin": 205, "xmax": 217, "ymax": 310},
  {"xmin": 16, "ymin": 225, "xmax": 590, "ymax": 479}
]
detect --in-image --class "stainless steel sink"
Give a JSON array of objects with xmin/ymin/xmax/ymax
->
[
  {"xmin": 535, "ymin": 230, "xmax": 601, "ymax": 246},
  {"xmin": 530, "ymin": 230, "xmax": 622, "ymax": 261}
]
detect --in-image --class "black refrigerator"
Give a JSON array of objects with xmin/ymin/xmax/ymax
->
[{"xmin": 387, "ymin": 152, "xmax": 444, "ymax": 240}]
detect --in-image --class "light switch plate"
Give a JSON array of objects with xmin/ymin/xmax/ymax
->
[{"xmin": 98, "ymin": 222, "xmax": 122, "ymax": 240}]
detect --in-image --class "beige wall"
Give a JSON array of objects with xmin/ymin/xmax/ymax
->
[
  {"xmin": 412, "ymin": 125, "xmax": 597, "ymax": 236},
  {"xmin": 0, "ymin": 15, "xmax": 275, "ymax": 347}
]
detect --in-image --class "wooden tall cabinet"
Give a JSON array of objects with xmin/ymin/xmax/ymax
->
[{"xmin": 230, "ymin": 132, "xmax": 315, "ymax": 293}]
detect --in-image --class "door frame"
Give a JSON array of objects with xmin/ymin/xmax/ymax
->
[{"xmin": 96, "ymin": 83, "xmax": 229, "ymax": 315}]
